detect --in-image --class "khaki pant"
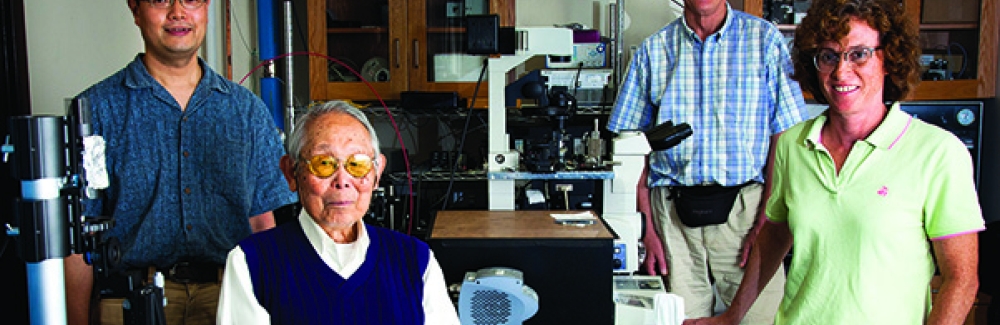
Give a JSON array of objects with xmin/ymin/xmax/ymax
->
[
  {"xmin": 651, "ymin": 184, "xmax": 785, "ymax": 325},
  {"xmin": 100, "ymin": 280, "xmax": 220, "ymax": 325}
]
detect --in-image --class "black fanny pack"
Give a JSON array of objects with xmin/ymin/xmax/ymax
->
[{"xmin": 670, "ymin": 183, "xmax": 750, "ymax": 227}]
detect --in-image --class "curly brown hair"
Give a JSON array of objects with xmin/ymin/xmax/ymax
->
[{"xmin": 791, "ymin": 0, "xmax": 921, "ymax": 104}]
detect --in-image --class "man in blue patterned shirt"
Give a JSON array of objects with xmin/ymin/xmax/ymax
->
[
  {"xmin": 65, "ymin": 1, "xmax": 297, "ymax": 324},
  {"xmin": 607, "ymin": 0, "xmax": 808, "ymax": 323}
]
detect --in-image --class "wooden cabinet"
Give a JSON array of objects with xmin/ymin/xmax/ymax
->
[
  {"xmin": 307, "ymin": 0, "xmax": 513, "ymax": 103},
  {"xmin": 904, "ymin": 0, "xmax": 997, "ymax": 100},
  {"xmin": 740, "ymin": 0, "xmax": 998, "ymax": 100}
]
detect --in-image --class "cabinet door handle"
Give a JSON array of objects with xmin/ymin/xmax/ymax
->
[
  {"xmin": 412, "ymin": 39, "xmax": 420, "ymax": 69},
  {"xmin": 394, "ymin": 39, "xmax": 401, "ymax": 69}
]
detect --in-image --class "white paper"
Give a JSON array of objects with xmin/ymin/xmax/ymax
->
[
  {"xmin": 550, "ymin": 211, "xmax": 597, "ymax": 221},
  {"xmin": 526, "ymin": 189, "xmax": 546, "ymax": 204}
]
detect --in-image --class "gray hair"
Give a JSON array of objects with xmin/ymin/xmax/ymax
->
[{"xmin": 285, "ymin": 100, "xmax": 381, "ymax": 163}]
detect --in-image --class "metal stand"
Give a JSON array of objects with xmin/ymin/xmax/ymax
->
[
  {"xmin": 9, "ymin": 115, "xmax": 71, "ymax": 325},
  {"xmin": 3, "ymin": 98, "xmax": 160, "ymax": 325}
]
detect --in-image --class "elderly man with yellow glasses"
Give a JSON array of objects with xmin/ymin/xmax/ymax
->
[{"xmin": 216, "ymin": 101, "xmax": 461, "ymax": 325}]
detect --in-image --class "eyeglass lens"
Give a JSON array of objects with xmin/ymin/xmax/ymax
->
[
  {"xmin": 146, "ymin": 0, "xmax": 206, "ymax": 9},
  {"xmin": 306, "ymin": 154, "xmax": 374, "ymax": 179},
  {"xmin": 814, "ymin": 48, "xmax": 875, "ymax": 72}
]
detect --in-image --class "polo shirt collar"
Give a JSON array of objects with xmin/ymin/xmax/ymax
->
[
  {"xmin": 804, "ymin": 102, "xmax": 911, "ymax": 151},
  {"xmin": 803, "ymin": 113, "xmax": 826, "ymax": 150},
  {"xmin": 123, "ymin": 53, "xmax": 230, "ymax": 94},
  {"xmin": 681, "ymin": 2, "xmax": 734, "ymax": 43},
  {"xmin": 864, "ymin": 102, "xmax": 911, "ymax": 150}
]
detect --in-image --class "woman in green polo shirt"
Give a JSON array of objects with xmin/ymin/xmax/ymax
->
[{"xmin": 684, "ymin": 0, "xmax": 985, "ymax": 324}]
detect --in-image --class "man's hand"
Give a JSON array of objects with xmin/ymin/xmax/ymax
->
[
  {"xmin": 636, "ymin": 161, "xmax": 669, "ymax": 275},
  {"xmin": 642, "ymin": 231, "xmax": 669, "ymax": 275},
  {"xmin": 739, "ymin": 225, "xmax": 761, "ymax": 268}
]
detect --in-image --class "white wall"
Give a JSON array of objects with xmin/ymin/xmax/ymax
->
[
  {"xmin": 24, "ymin": 2, "xmax": 142, "ymax": 115},
  {"xmin": 230, "ymin": 1, "xmax": 259, "ymax": 93},
  {"xmin": 204, "ymin": 1, "xmax": 260, "ymax": 93},
  {"xmin": 621, "ymin": 0, "xmax": 683, "ymax": 58},
  {"xmin": 515, "ymin": 0, "xmax": 683, "ymax": 67},
  {"xmin": 24, "ymin": 1, "xmax": 261, "ymax": 115}
]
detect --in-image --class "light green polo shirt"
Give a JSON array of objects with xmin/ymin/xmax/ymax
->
[{"xmin": 766, "ymin": 102, "xmax": 985, "ymax": 324}]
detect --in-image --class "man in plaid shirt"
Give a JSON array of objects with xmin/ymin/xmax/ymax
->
[{"xmin": 607, "ymin": 0, "xmax": 808, "ymax": 323}]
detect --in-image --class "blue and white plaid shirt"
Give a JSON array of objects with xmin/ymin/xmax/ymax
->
[{"xmin": 608, "ymin": 6, "xmax": 808, "ymax": 187}]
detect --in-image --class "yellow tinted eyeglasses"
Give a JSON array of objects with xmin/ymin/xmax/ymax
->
[{"xmin": 301, "ymin": 154, "xmax": 375, "ymax": 179}]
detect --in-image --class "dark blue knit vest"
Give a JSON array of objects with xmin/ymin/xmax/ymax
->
[{"xmin": 238, "ymin": 219, "xmax": 428, "ymax": 325}]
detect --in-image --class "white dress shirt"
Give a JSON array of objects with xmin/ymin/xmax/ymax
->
[{"xmin": 217, "ymin": 211, "xmax": 461, "ymax": 325}]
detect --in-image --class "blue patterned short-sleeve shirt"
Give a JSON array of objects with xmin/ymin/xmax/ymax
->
[
  {"xmin": 78, "ymin": 54, "xmax": 297, "ymax": 267},
  {"xmin": 608, "ymin": 6, "xmax": 808, "ymax": 187}
]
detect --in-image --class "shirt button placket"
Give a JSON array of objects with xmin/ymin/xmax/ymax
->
[{"xmin": 179, "ymin": 113, "xmax": 193, "ymax": 235}]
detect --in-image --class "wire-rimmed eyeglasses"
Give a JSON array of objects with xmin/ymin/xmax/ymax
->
[
  {"xmin": 139, "ymin": 0, "xmax": 208, "ymax": 10},
  {"xmin": 813, "ymin": 47, "xmax": 881, "ymax": 73}
]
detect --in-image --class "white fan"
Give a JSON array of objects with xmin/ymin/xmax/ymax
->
[{"xmin": 458, "ymin": 267, "xmax": 539, "ymax": 325}]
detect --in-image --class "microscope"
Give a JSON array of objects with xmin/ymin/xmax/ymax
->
[
  {"xmin": 3, "ymin": 98, "xmax": 166, "ymax": 325},
  {"xmin": 520, "ymin": 84, "xmax": 578, "ymax": 173}
]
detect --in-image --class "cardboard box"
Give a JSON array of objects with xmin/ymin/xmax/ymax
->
[{"xmin": 922, "ymin": 0, "xmax": 980, "ymax": 23}]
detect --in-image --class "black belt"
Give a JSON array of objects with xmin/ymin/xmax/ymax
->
[
  {"xmin": 153, "ymin": 261, "xmax": 222, "ymax": 284},
  {"xmin": 669, "ymin": 181, "xmax": 756, "ymax": 197},
  {"xmin": 98, "ymin": 262, "xmax": 221, "ymax": 298}
]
